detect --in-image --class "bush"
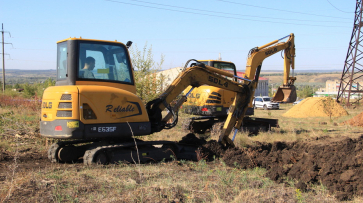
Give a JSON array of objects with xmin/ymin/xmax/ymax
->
[{"xmin": 130, "ymin": 43, "xmax": 165, "ymax": 104}]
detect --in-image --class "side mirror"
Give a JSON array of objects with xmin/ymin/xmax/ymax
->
[{"xmin": 126, "ymin": 41, "xmax": 133, "ymax": 49}]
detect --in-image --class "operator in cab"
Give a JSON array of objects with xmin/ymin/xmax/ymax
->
[{"xmin": 82, "ymin": 57, "xmax": 96, "ymax": 78}]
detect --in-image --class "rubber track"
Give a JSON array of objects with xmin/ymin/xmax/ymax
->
[
  {"xmin": 48, "ymin": 142, "xmax": 63, "ymax": 163},
  {"xmin": 83, "ymin": 141, "xmax": 177, "ymax": 165},
  {"xmin": 84, "ymin": 145, "xmax": 114, "ymax": 165},
  {"xmin": 48, "ymin": 139, "xmax": 98, "ymax": 163}
]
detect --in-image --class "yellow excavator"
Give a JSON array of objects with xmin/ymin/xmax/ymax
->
[
  {"xmin": 181, "ymin": 33, "xmax": 297, "ymax": 134},
  {"xmin": 270, "ymin": 39, "xmax": 297, "ymax": 103},
  {"xmin": 181, "ymin": 60, "xmax": 275, "ymax": 134},
  {"xmin": 40, "ymin": 33, "xmax": 295, "ymax": 165}
]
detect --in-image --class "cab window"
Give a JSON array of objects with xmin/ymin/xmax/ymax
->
[
  {"xmin": 213, "ymin": 62, "xmax": 237, "ymax": 81},
  {"xmin": 213, "ymin": 62, "xmax": 236, "ymax": 75},
  {"xmin": 57, "ymin": 42, "xmax": 67, "ymax": 80},
  {"xmin": 78, "ymin": 42, "xmax": 133, "ymax": 84}
]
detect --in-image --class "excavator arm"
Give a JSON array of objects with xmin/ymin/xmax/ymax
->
[
  {"xmin": 146, "ymin": 61, "xmax": 255, "ymax": 146},
  {"xmin": 147, "ymin": 34, "xmax": 296, "ymax": 146},
  {"xmin": 218, "ymin": 34, "xmax": 296, "ymax": 143},
  {"xmin": 242, "ymin": 34, "xmax": 296, "ymax": 103}
]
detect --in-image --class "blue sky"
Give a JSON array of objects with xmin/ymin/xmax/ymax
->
[{"xmin": 1, "ymin": 0, "xmax": 356, "ymax": 71}]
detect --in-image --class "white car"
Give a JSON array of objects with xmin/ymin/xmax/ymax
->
[
  {"xmin": 253, "ymin": 96, "xmax": 280, "ymax": 110},
  {"xmin": 293, "ymin": 99, "xmax": 303, "ymax": 105}
]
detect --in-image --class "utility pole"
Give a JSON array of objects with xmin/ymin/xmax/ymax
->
[
  {"xmin": 2, "ymin": 24, "xmax": 4, "ymax": 93},
  {"xmin": 337, "ymin": 0, "xmax": 363, "ymax": 106},
  {"xmin": 1, "ymin": 24, "xmax": 11, "ymax": 93}
]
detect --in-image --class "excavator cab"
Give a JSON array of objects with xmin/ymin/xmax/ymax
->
[
  {"xmin": 55, "ymin": 38, "xmax": 134, "ymax": 88},
  {"xmin": 41, "ymin": 38, "xmax": 152, "ymax": 140}
]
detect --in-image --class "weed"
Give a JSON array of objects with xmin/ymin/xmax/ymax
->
[
  {"xmin": 197, "ymin": 159, "xmax": 208, "ymax": 171},
  {"xmin": 0, "ymin": 140, "xmax": 11, "ymax": 151},
  {"xmin": 188, "ymin": 161, "xmax": 197, "ymax": 169},
  {"xmin": 319, "ymin": 180, "xmax": 328, "ymax": 194},
  {"xmin": 53, "ymin": 185, "xmax": 64, "ymax": 202},
  {"xmin": 178, "ymin": 159, "xmax": 187, "ymax": 165},
  {"xmin": 46, "ymin": 174, "xmax": 63, "ymax": 180},
  {"xmin": 215, "ymin": 168, "xmax": 236, "ymax": 186},
  {"xmin": 284, "ymin": 177, "xmax": 296, "ymax": 187},
  {"xmin": 296, "ymin": 189, "xmax": 304, "ymax": 203}
]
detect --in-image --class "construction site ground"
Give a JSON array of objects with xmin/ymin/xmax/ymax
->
[{"xmin": 1, "ymin": 100, "xmax": 363, "ymax": 202}]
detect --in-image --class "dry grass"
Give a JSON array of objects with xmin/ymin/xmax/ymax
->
[
  {"xmin": 246, "ymin": 103, "xmax": 363, "ymax": 144},
  {"xmin": 0, "ymin": 158, "xmax": 341, "ymax": 203},
  {"xmin": 1, "ymin": 98, "xmax": 363, "ymax": 202}
]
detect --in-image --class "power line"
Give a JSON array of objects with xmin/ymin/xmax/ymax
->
[
  {"xmin": 326, "ymin": 0, "xmax": 352, "ymax": 13},
  {"xmin": 125, "ymin": 0, "xmax": 349, "ymax": 24},
  {"xmin": 105, "ymin": 0, "xmax": 350, "ymax": 27},
  {"xmin": 216, "ymin": 0, "xmax": 352, "ymax": 20}
]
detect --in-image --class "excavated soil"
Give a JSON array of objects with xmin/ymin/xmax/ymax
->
[
  {"xmin": 283, "ymin": 97, "xmax": 348, "ymax": 118},
  {"xmin": 344, "ymin": 111, "xmax": 363, "ymax": 127},
  {"xmin": 201, "ymin": 135, "xmax": 363, "ymax": 201}
]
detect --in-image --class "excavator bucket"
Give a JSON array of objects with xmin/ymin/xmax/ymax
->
[{"xmin": 272, "ymin": 85, "xmax": 297, "ymax": 103}]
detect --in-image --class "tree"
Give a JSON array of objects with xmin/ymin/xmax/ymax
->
[
  {"xmin": 297, "ymin": 85, "xmax": 316, "ymax": 98},
  {"xmin": 23, "ymin": 83, "xmax": 37, "ymax": 98},
  {"xmin": 130, "ymin": 43, "xmax": 165, "ymax": 104},
  {"xmin": 14, "ymin": 83, "xmax": 20, "ymax": 89},
  {"xmin": 43, "ymin": 78, "xmax": 56, "ymax": 89}
]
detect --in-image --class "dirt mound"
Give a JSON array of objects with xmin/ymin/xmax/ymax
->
[
  {"xmin": 283, "ymin": 97, "xmax": 348, "ymax": 118},
  {"xmin": 344, "ymin": 111, "xmax": 363, "ymax": 127},
  {"xmin": 202, "ymin": 136, "xmax": 363, "ymax": 201}
]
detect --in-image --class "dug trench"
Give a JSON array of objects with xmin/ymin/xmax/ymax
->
[{"xmin": 199, "ymin": 134, "xmax": 363, "ymax": 201}]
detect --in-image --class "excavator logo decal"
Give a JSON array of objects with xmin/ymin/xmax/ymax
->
[
  {"xmin": 106, "ymin": 104, "xmax": 135, "ymax": 112},
  {"xmin": 265, "ymin": 48, "xmax": 278, "ymax": 56},
  {"xmin": 42, "ymin": 102, "xmax": 52, "ymax": 109},
  {"xmin": 105, "ymin": 101, "xmax": 142, "ymax": 118},
  {"xmin": 208, "ymin": 76, "xmax": 228, "ymax": 87},
  {"xmin": 188, "ymin": 93, "xmax": 200, "ymax": 99}
]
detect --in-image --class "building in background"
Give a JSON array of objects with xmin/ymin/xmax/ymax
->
[
  {"xmin": 154, "ymin": 67, "xmax": 183, "ymax": 91},
  {"xmin": 235, "ymin": 71, "xmax": 269, "ymax": 97},
  {"xmin": 315, "ymin": 80, "xmax": 361, "ymax": 99}
]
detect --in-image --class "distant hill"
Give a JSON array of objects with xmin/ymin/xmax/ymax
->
[
  {"xmin": 238, "ymin": 69, "xmax": 342, "ymax": 74},
  {"xmin": 1, "ymin": 69, "xmax": 56, "ymax": 84},
  {"xmin": 1, "ymin": 69, "xmax": 360, "ymax": 88}
]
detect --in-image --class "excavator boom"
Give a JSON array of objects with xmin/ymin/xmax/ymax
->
[
  {"xmin": 146, "ymin": 63, "xmax": 254, "ymax": 146},
  {"xmin": 243, "ymin": 34, "xmax": 297, "ymax": 103}
]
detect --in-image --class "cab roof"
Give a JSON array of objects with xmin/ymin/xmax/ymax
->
[
  {"xmin": 198, "ymin": 60, "xmax": 233, "ymax": 63},
  {"xmin": 57, "ymin": 37, "xmax": 125, "ymax": 45}
]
